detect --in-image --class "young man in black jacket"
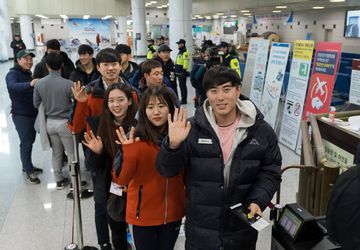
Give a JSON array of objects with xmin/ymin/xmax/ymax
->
[
  {"xmin": 157, "ymin": 66, "xmax": 282, "ymax": 250},
  {"xmin": 70, "ymin": 44, "xmax": 100, "ymax": 86},
  {"xmin": 33, "ymin": 39, "xmax": 75, "ymax": 79},
  {"xmin": 115, "ymin": 44, "xmax": 139, "ymax": 88},
  {"xmin": 10, "ymin": 34, "xmax": 26, "ymax": 64}
]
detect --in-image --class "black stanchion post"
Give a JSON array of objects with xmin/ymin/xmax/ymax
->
[
  {"xmin": 64, "ymin": 133, "xmax": 98, "ymax": 250},
  {"xmin": 67, "ymin": 132, "xmax": 93, "ymax": 200}
]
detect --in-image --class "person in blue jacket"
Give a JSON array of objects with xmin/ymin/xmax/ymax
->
[{"xmin": 5, "ymin": 49, "xmax": 43, "ymax": 184}]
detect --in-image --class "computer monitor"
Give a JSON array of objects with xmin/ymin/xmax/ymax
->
[{"xmin": 344, "ymin": 10, "xmax": 360, "ymax": 38}]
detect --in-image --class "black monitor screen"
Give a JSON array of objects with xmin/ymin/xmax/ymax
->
[
  {"xmin": 278, "ymin": 208, "xmax": 303, "ymax": 239},
  {"xmin": 223, "ymin": 21, "xmax": 238, "ymax": 35},
  {"xmin": 345, "ymin": 10, "xmax": 360, "ymax": 38}
]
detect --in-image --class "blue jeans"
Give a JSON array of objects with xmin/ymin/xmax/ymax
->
[{"xmin": 12, "ymin": 114, "xmax": 36, "ymax": 175}]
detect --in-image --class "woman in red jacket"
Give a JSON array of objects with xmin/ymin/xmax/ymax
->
[
  {"xmin": 82, "ymin": 83, "xmax": 137, "ymax": 250},
  {"xmin": 112, "ymin": 86, "xmax": 185, "ymax": 250}
]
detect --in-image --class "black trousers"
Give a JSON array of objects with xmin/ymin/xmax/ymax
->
[
  {"xmin": 177, "ymin": 73, "xmax": 188, "ymax": 103},
  {"xmin": 133, "ymin": 220, "xmax": 182, "ymax": 250},
  {"xmin": 94, "ymin": 201, "xmax": 127, "ymax": 249}
]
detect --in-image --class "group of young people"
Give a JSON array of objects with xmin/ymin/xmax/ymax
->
[{"xmin": 6, "ymin": 38, "xmax": 282, "ymax": 250}]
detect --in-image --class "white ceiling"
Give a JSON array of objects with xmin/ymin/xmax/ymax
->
[
  {"xmin": 7, "ymin": 0, "xmax": 360, "ymax": 19},
  {"xmin": 192, "ymin": 0, "xmax": 360, "ymax": 16}
]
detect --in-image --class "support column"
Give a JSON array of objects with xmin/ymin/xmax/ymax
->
[
  {"xmin": 19, "ymin": 15, "xmax": 34, "ymax": 50},
  {"xmin": 169, "ymin": 0, "xmax": 192, "ymax": 60},
  {"xmin": 116, "ymin": 16, "xmax": 128, "ymax": 45},
  {"xmin": 131, "ymin": 0, "xmax": 147, "ymax": 56},
  {"xmin": 0, "ymin": 0, "xmax": 13, "ymax": 60}
]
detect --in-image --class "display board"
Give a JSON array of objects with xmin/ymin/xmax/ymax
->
[
  {"xmin": 249, "ymin": 39, "xmax": 269, "ymax": 108},
  {"xmin": 241, "ymin": 38, "xmax": 263, "ymax": 97},
  {"xmin": 68, "ymin": 18, "xmax": 111, "ymax": 48},
  {"xmin": 303, "ymin": 42, "xmax": 342, "ymax": 120},
  {"xmin": 279, "ymin": 40, "xmax": 314, "ymax": 150},
  {"xmin": 260, "ymin": 42, "xmax": 291, "ymax": 128},
  {"xmin": 253, "ymin": 12, "xmax": 293, "ymax": 25},
  {"xmin": 349, "ymin": 59, "xmax": 360, "ymax": 105}
]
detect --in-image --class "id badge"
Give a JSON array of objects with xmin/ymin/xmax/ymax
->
[{"xmin": 109, "ymin": 181, "xmax": 123, "ymax": 196}]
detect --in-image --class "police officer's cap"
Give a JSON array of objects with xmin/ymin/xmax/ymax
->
[{"xmin": 176, "ymin": 39, "xmax": 186, "ymax": 44}]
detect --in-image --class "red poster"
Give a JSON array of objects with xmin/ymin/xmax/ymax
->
[{"xmin": 303, "ymin": 42, "xmax": 342, "ymax": 120}]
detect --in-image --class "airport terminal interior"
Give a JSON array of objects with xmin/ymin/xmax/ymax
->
[{"xmin": 0, "ymin": 0, "xmax": 360, "ymax": 250}]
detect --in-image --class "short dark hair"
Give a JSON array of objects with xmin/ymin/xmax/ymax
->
[
  {"xmin": 203, "ymin": 66, "xmax": 241, "ymax": 92},
  {"xmin": 141, "ymin": 59, "xmax": 162, "ymax": 75},
  {"xmin": 44, "ymin": 52, "xmax": 63, "ymax": 70},
  {"xmin": 137, "ymin": 86, "xmax": 176, "ymax": 144},
  {"xmin": 46, "ymin": 39, "xmax": 61, "ymax": 50},
  {"xmin": 115, "ymin": 44, "xmax": 132, "ymax": 55},
  {"xmin": 95, "ymin": 48, "xmax": 121, "ymax": 65},
  {"xmin": 78, "ymin": 44, "xmax": 94, "ymax": 55}
]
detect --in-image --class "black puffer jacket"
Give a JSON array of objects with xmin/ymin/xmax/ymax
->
[
  {"xmin": 33, "ymin": 51, "xmax": 75, "ymax": 79},
  {"xmin": 157, "ymin": 103, "xmax": 282, "ymax": 250},
  {"xmin": 69, "ymin": 58, "xmax": 100, "ymax": 86}
]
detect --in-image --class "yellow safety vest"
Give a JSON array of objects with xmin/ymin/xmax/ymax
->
[
  {"xmin": 176, "ymin": 49, "xmax": 190, "ymax": 72},
  {"xmin": 147, "ymin": 45, "xmax": 156, "ymax": 59},
  {"xmin": 226, "ymin": 54, "xmax": 242, "ymax": 79}
]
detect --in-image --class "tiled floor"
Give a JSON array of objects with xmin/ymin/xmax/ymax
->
[{"xmin": 0, "ymin": 51, "xmax": 299, "ymax": 250}]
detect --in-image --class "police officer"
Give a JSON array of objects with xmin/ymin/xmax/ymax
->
[
  {"xmin": 175, "ymin": 38, "xmax": 190, "ymax": 104},
  {"xmin": 154, "ymin": 44, "xmax": 177, "ymax": 96},
  {"xmin": 146, "ymin": 39, "xmax": 156, "ymax": 59},
  {"xmin": 217, "ymin": 41, "xmax": 242, "ymax": 79}
]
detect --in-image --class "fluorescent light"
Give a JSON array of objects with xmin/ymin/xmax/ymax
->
[
  {"xmin": 9, "ymin": 17, "xmax": 14, "ymax": 20},
  {"xmin": 241, "ymin": 10, "xmax": 250, "ymax": 13},
  {"xmin": 157, "ymin": 6, "xmax": 163, "ymax": 8},
  {"xmin": 230, "ymin": 15, "xmax": 237, "ymax": 17},
  {"xmin": 313, "ymin": 6, "xmax": 325, "ymax": 9},
  {"xmin": 216, "ymin": 12, "xmax": 224, "ymax": 15},
  {"xmin": 244, "ymin": 13, "xmax": 252, "ymax": 16},
  {"xmin": 35, "ymin": 14, "xmax": 49, "ymax": 19},
  {"xmin": 276, "ymin": 6, "xmax": 287, "ymax": 9},
  {"xmin": 150, "ymin": 1, "xmax": 157, "ymax": 3},
  {"xmin": 272, "ymin": 10, "xmax": 282, "ymax": 13},
  {"xmin": 213, "ymin": 15, "xmax": 219, "ymax": 19},
  {"xmin": 221, "ymin": 16, "xmax": 228, "ymax": 18},
  {"xmin": 101, "ymin": 15, "xmax": 112, "ymax": 20},
  {"xmin": 205, "ymin": 16, "xmax": 212, "ymax": 19},
  {"xmin": 47, "ymin": 183, "xmax": 56, "ymax": 189},
  {"xmin": 43, "ymin": 203, "xmax": 52, "ymax": 210},
  {"xmin": 83, "ymin": 15, "xmax": 90, "ymax": 19},
  {"xmin": 330, "ymin": 0, "xmax": 345, "ymax": 2},
  {"xmin": 60, "ymin": 15, "xmax": 68, "ymax": 19}
]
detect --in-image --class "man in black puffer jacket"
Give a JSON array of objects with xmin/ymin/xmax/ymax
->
[
  {"xmin": 157, "ymin": 66, "xmax": 282, "ymax": 250},
  {"xmin": 33, "ymin": 39, "xmax": 75, "ymax": 79},
  {"xmin": 70, "ymin": 44, "xmax": 100, "ymax": 86}
]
